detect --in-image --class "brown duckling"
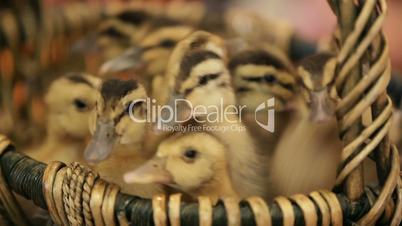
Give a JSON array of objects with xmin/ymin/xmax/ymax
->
[
  {"xmin": 99, "ymin": 24, "xmax": 194, "ymax": 78},
  {"xmin": 96, "ymin": 9, "xmax": 153, "ymax": 61},
  {"xmin": 84, "ymin": 78, "xmax": 148, "ymax": 163},
  {"xmin": 83, "ymin": 78, "xmax": 163, "ymax": 197},
  {"xmin": 297, "ymin": 52, "xmax": 339, "ymax": 122}
]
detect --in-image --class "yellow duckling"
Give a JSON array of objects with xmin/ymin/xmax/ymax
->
[
  {"xmin": 124, "ymin": 131, "xmax": 253, "ymax": 203},
  {"xmin": 25, "ymin": 73, "xmax": 100, "ymax": 164}
]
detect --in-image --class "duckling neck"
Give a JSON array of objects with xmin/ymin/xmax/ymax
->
[
  {"xmin": 44, "ymin": 115, "xmax": 86, "ymax": 148},
  {"xmin": 190, "ymin": 164, "xmax": 238, "ymax": 202}
]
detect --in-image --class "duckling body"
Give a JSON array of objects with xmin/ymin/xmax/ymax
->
[
  {"xmin": 25, "ymin": 73, "xmax": 100, "ymax": 164},
  {"xmin": 268, "ymin": 109, "xmax": 341, "ymax": 196}
]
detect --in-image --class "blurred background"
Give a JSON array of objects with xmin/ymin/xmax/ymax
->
[
  {"xmin": 236, "ymin": 0, "xmax": 402, "ymax": 72},
  {"xmin": 0, "ymin": 0, "xmax": 401, "ymax": 144}
]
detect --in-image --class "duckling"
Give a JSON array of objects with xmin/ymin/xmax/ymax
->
[
  {"xmin": 99, "ymin": 25, "xmax": 195, "ymax": 96},
  {"xmin": 156, "ymin": 30, "xmax": 228, "ymax": 106},
  {"xmin": 84, "ymin": 78, "xmax": 148, "ymax": 163},
  {"xmin": 228, "ymin": 45, "xmax": 298, "ymax": 156},
  {"xmin": 99, "ymin": 25, "xmax": 194, "ymax": 78},
  {"xmin": 157, "ymin": 31, "xmax": 267, "ymax": 199},
  {"xmin": 385, "ymin": 72, "xmax": 402, "ymax": 167},
  {"xmin": 267, "ymin": 52, "xmax": 342, "ymax": 197},
  {"xmin": 25, "ymin": 73, "xmax": 100, "ymax": 164},
  {"xmin": 297, "ymin": 52, "xmax": 339, "ymax": 122},
  {"xmin": 124, "ymin": 132, "xmax": 240, "ymax": 203},
  {"xmin": 96, "ymin": 9, "xmax": 152, "ymax": 61},
  {"xmin": 83, "ymin": 78, "xmax": 163, "ymax": 196}
]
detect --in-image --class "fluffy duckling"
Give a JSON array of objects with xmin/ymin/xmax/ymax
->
[
  {"xmin": 97, "ymin": 9, "xmax": 183, "ymax": 61},
  {"xmin": 297, "ymin": 52, "xmax": 339, "ymax": 122},
  {"xmin": 84, "ymin": 78, "xmax": 148, "ymax": 163},
  {"xmin": 228, "ymin": 45, "xmax": 298, "ymax": 156},
  {"xmin": 124, "ymin": 132, "xmax": 239, "ymax": 203},
  {"xmin": 387, "ymin": 72, "xmax": 402, "ymax": 150},
  {"xmin": 25, "ymin": 73, "xmax": 100, "ymax": 164},
  {"xmin": 156, "ymin": 30, "xmax": 228, "ymax": 106},
  {"xmin": 99, "ymin": 24, "xmax": 194, "ymax": 78},
  {"xmin": 84, "ymin": 78, "xmax": 162, "ymax": 196},
  {"xmin": 267, "ymin": 52, "xmax": 342, "ymax": 197},
  {"xmin": 158, "ymin": 31, "xmax": 267, "ymax": 199}
]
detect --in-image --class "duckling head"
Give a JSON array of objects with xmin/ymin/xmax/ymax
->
[
  {"xmin": 159, "ymin": 31, "xmax": 233, "ymax": 119},
  {"xmin": 297, "ymin": 53, "xmax": 338, "ymax": 123},
  {"xmin": 45, "ymin": 73, "xmax": 101, "ymax": 139},
  {"xmin": 166, "ymin": 30, "xmax": 228, "ymax": 79},
  {"xmin": 124, "ymin": 132, "xmax": 235, "ymax": 199},
  {"xmin": 84, "ymin": 79, "xmax": 148, "ymax": 163},
  {"xmin": 229, "ymin": 47, "xmax": 296, "ymax": 111},
  {"xmin": 175, "ymin": 49, "xmax": 235, "ymax": 111},
  {"xmin": 100, "ymin": 25, "xmax": 194, "ymax": 76},
  {"xmin": 97, "ymin": 9, "xmax": 151, "ymax": 60}
]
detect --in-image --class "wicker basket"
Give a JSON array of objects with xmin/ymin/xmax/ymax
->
[{"xmin": 0, "ymin": 0, "xmax": 401, "ymax": 225}]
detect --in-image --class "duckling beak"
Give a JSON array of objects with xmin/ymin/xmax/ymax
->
[
  {"xmin": 309, "ymin": 89, "xmax": 336, "ymax": 123},
  {"xmin": 99, "ymin": 47, "xmax": 145, "ymax": 75},
  {"xmin": 123, "ymin": 157, "xmax": 173, "ymax": 185},
  {"xmin": 84, "ymin": 119, "xmax": 117, "ymax": 164}
]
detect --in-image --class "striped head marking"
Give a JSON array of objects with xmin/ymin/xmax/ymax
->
[
  {"xmin": 100, "ymin": 25, "xmax": 194, "ymax": 76},
  {"xmin": 298, "ymin": 53, "xmax": 337, "ymax": 91},
  {"xmin": 161, "ymin": 31, "xmax": 230, "ymax": 108},
  {"xmin": 297, "ymin": 53, "xmax": 338, "ymax": 122},
  {"xmin": 85, "ymin": 79, "xmax": 148, "ymax": 163},
  {"xmin": 175, "ymin": 49, "xmax": 235, "ymax": 108},
  {"xmin": 229, "ymin": 49, "xmax": 296, "ymax": 111}
]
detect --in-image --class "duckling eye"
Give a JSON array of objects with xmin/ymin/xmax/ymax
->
[
  {"xmin": 199, "ymin": 76, "xmax": 208, "ymax": 85},
  {"xmin": 243, "ymin": 76, "xmax": 263, "ymax": 83},
  {"xmin": 198, "ymin": 73, "xmax": 220, "ymax": 86},
  {"xmin": 183, "ymin": 149, "xmax": 198, "ymax": 160},
  {"xmin": 124, "ymin": 104, "xmax": 132, "ymax": 115},
  {"xmin": 125, "ymin": 101, "xmax": 146, "ymax": 115},
  {"xmin": 263, "ymin": 74, "xmax": 276, "ymax": 83},
  {"xmin": 236, "ymin": 87, "xmax": 251, "ymax": 93},
  {"xmin": 73, "ymin": 99, "xmax": 88, "ymax": 111},
  {"xmin": 159, "ymin": 39, "xmax": 176, "ymax": 48}
]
